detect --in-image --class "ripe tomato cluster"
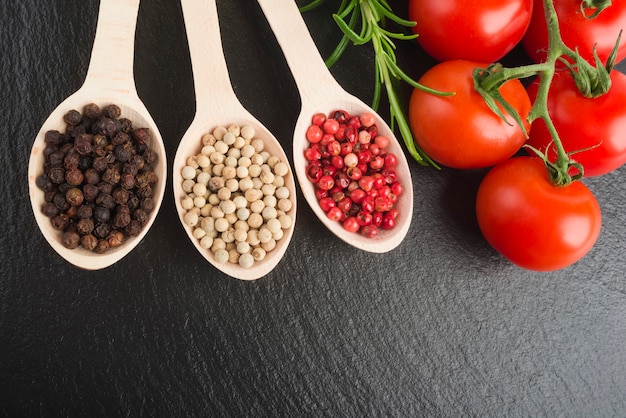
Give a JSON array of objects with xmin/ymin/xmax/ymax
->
[
  {"xmin": 304, "ymin": 110, "xmax": 404, "ymax": 238},
  {"xmin": 406, "ymin": 0, "xmax": 626, "ymax": 271}
]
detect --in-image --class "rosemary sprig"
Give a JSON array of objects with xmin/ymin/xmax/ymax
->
[{"xmin": 300, "ymin": 0, "xmax": 451, "ymax": 167}]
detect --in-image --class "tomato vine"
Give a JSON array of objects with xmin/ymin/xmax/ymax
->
[{"xmin": 474, "ymin": 0, "xmax": 622, "ymax": 186}]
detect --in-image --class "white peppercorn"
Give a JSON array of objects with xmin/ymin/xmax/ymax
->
[
  {"xmin": 182, "ymin": 165, "xmax": 197, "ymax": 180},
  {"xmin": 183, "ymin": 211, "xmax": 199, "ymax": 227},
  {"xmin": 181, "ymin": 196, "xmax": 194, "ymax": 210},
  {"xmin": 202, "ymin": 133, "xmax": 216, "ymax": 146},
  {"xmin": 274, "ymin": 161, "xmax": 289, "ymax": 177},
  {"xmin": 214, "ymin": 248, "xmax": 229, "ymax": 263},
  {"xmin": 238, "ymin": 253, "xmax": 254, "ymax": 269},
  {"xmin": 214, "ymin": 217, "xmax": 229, "ymax": 233},
  {"xmin": 248, "ymin": 213, "xmax": 263, "ymax": 229},
  {"xmin": 213, "ymin": 127, "xmax": 227, "ymax": 140},
  {"xmin": 247, "ymin": 229, "xmax": 261, "ymax": 246},
  {"xmin": 196, "ymin": 171, "xmax": 210, "ymax": 185},
  {"xmin": 200, "ymin": 235, "xmax": 213, "ymax": 249},
  {"xmin": 261, "ymin": 239, "xmax": 276, "ymax": 252},
  {"xmin": 252, "ymin": 247, "xmax": 266, "ymax": 261},
  {"xmin": 240, "ymin": 125, "xmax": 255, "ymax": 140},
  {"xmin": 220, "ymin": 199, "xmax": 236, "ymax": 215},
  {"xmin": 193, "ymin": 227, "xmax": 207, "ymax": 239},
  {"xmin": 217, "ymin": 187, "xmax": 231, "ymax": 201}
]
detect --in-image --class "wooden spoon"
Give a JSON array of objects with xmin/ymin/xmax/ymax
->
[
  {"xmin": 257, "ymin": 0, "xmax": 413, "ymax": 253},
  {"xmin": 174, "ymin": 0, "xmax": 297, "ymax": 281},
  {"xmin": 27, "ymin": 0, "xmax": 167, "ymax": 270}
]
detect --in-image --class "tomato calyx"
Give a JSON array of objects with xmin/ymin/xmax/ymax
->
[
  {"xmin": 561, "ymin": 31, "xmax": 621, "ymax": 98},
  {"xmin": 580, "ymin": 0, "xmax": 613, "ymax": 19},
  {"xmin": 524, "ymin": 144, "xmax": 585, "ymax": 186}
]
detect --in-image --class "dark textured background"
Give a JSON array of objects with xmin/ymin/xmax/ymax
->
[{"xmin": 2, "ymin": 0, "xmax": 626, "ymax": 416}]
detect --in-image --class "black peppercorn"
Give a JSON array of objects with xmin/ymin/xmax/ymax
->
[
  {"xmin": 44, "ymin": 190, "xmax": 56, "ymax": 203},
  {"xmin": 113, "ymin": 209, "xmax": 131, "ymax": 229},
  {"xmin": 95, "ymin": 193, "xmax": 116, "ymax": 210},
  {"xmin": 107, "ymin": 231, "xmax": 124, "ymax": 248},
  {"xmin": 127, "ymin": 193, "xmax": 140, "ymax": 210},
  {"xmin": 97, "ymin": 181, "xmax": 113, "ymax": 196},
  {"xmin": 78, "ymin": 155, "xmax": 92, "ymax": 171},
  {"xmin": 120, "ymin": 173, "xmax": 135, "ymax": 190},
  {"xmin": 74, "ymin": 133, "xmax": 93, "ymax": 156},
  {"xmin": 94, "ymin": 223, "xmax": 112, "ymax": 240},
  {"xmin": 80, "ymin": 234, "xmax": 98, "ymax": 251},
  {"xmin": 60, "ymin": 143, "xmax": 73, "ymax": 154},
  {"xmin": 57, "ymin": 182, "xmax": 73, "ymax": 194},
  {"xmin": 133, "ymin": 127, "xmax": 150, "ymax": 146},
  {"xmin": 65, "ymin": 188, "xmax": 84, "ymax": 207},
  {"xmin": 65, "ymin": 169, "xmax": 84, "ymax": 186},
  {"xmin": 51, "ymin": 213, "xmax": 70, "ymax": 230},
  {"xmin": 48, "ymin": 167, "xmax": 65, "ymax": 184},
  {"xmin": 35, "ymin": 174, "xmax": 53, "ymax": 191},
  {"xmin": 123, "ymin": 162, "xmax": 139, "ymax": 176},
  {"xmin": 93, "ymin": 134, "xmax": 108, "ymax": 148},
  {"xmin": 76, "ymin": 218, "xmax": 95, "ymax": 235},
  {"xmin": 67, "ymin": 123, "xmax": 87, "ymax": 138},
  {"xmin": 141, "ymin": 197, "xmax": 155, "ymax": 213},
  {"xmin": 83, "ymin": 103, "xmax": 101, "ymax": 120},
  {"xmin": 143, "ymin": 149, "xmax": 157, "ymax": 164},
  {"xmin": 83, "ymin": 168, "xmax": 101, "ymax": 185},
  {"xmin": 53, "ymin": 193, "xmax": 70, "ymax": 212},
  {"xmin": 102, "ymin": 104, "xmax": 121, "ymax": 119},
  {"xmin": 102, "ymin": 166, "xmax": 120, "ymax": 185},
  {"xmin": 114, "ymin": 143, "xmax": 133, "ymax": 163},
  {"xmin": 129, "ymin": 155, "xmax": 144, "ymax": 172},
  {"xmin": 44, "ymin": 130, "xmax": 62, "ymax": 146},
  {"xmin": 136, "ymin": 186, "xmax": 153, "ymax": 199},
  {"xmin": 66, "ymin": 205, "xmax": 78, "ymax": 219},
  {"xmin": 42, "ymin": 202, "xmax": 59, "ymax": 218},
  {"xmin": 133, "ymin": 208, "xmax": 149, "ymax": 226},
  {"xmin": 63, "ymin": 110, "xmax": 82, "ymax": 126},
  {"xmin": 61, "ymin": 230, "xmax": 81, "ymax": 249},
  {"xmin": 94, "ymin": 239, "xmax": 110, "ymax": 254},
  {"xmin": 125, "ymin": 220, "xmax": 142, "ymax": 236},
  {"xmin": 48, "ymin": 151, "xmax": 65, "ymax": 168},
  {"xmin": 63, "ymin": 152, "xmax": 80, "ymax": 170},
  {"xmin": 92, "ymin": 117, "xmax": 117, "ymax": 137},
  {"xmin": 92, "ymin": 156, "xmax": 108, "ymax": 172},
  {"xmin": 118, "ymin": 118, "xmax": 133, "ymax": 133},
  {"xmin": 112, "ymin": 188, "xmax": 129, "ymax": 205},
  {"xmin": 82, "ymin": 184, "xmax": 99, "ymax": 202},
  {"xmin": 76, "ymin": 204, "xmax": 93, "ymax": 219},
  {"xmin": 111, "ymin": 131, "xmax": 130, "ymax": 146},
  {"xmin": 93, "ymin": 206, "xmax": 111, "ymax": 224}
]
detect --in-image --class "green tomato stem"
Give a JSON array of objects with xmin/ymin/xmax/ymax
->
[{"xmin": 475, "ymin": 0, "xmax": 617, "ymax": 186}]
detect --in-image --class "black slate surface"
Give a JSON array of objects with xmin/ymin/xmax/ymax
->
[{"xmin": 2, "ymin": 0, "xmax": 626, "ymax": 416}]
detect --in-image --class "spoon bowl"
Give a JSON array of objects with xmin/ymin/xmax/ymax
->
[
  {"xmin": 27, "ymin": 0, "xmax": 166, "ymax": 270},
  {"xmin": 257, "ymin": 0, "xmax": 413, "ymax": 253},
  {"xmin": 174, "ymin": 0, "xmax": 297, "ymax": 281}
]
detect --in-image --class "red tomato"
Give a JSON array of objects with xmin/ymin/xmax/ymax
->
[
  {"xmin": 526, "ymin": 69, "xmax": 626, "ymax": 176},
  {"xmin": 408, "ymin": 60, "xmax": 531, "ymax": 169},
  {"xmin": 522, "ymin": 0, "xmax": 626, "ymax": 65},
  {"xmin": 408, "ymin": 0, "xmax": 533, "ymax": 62},
  {"xmin": 476, "ymin": 157, "xmax": 601, "ymax": 271}
]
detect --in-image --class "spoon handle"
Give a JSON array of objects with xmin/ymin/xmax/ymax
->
[
  {"xmin": 84, "ymin": 0, "xmax": 140, "ymax": 94},
  {"xmin": 256, "ymin": 0, "xmax": 343, "ymax": 104},
  {"xmin": 180, "ymin": 0, "xmax": 238, "ymax": 114}
]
